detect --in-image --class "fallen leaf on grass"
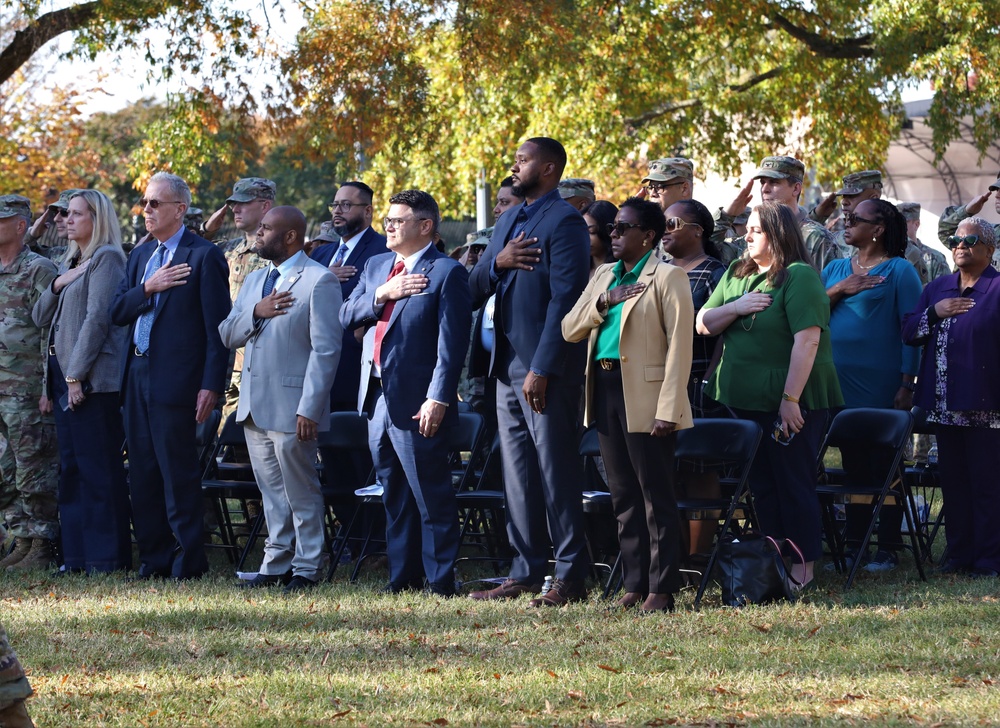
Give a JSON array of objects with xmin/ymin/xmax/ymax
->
[
  {"xmin": 753, "ymin": 624, "xmax": 771, "ymax": 633},
  {"xmin": 331, "ymin": 709, "xmax": 351, "ymax": 718},
  {"xmin": 493, "ymin": 673, "xmax": 501, "ymax": 679},
  {"xmin": 546, "ymin": 670, "xmax": 558, "ymax": 679},
  {"xmin": 430, "ymin": 719, "xmax": 449, "ymax": 725},
  {"xmin": 567, "ymin": 690, "xmax": 584, "ymax": 700},
  {"xmin": 425, "ymin": 668, "xmax": 439, "ymax": 674},
  {"xmin": 598, "ymin": 664, "xmax": 621, "ymax": 673},
  {"xmin": 807, "ymin": 626, "xmax": 821, "ymax": 637}
]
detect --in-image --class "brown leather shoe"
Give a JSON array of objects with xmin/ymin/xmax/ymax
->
[
  {"xmin": 527, "ymin": 579, "xmax": 588, "ymax": 607},
  {"xmin": 468, "ymin": 578, "xmax": 542, "ymax": 601}
]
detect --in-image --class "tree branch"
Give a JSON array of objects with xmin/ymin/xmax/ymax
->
[
  {"xmin": 0, "ymin": 2, "xmax": 103, "ymax": 86},
  {"xmin": 768, "ymin": 12, "xmax": 875, "ymax": 59},
  {"xmin": 625, "ymin": 68, "xmax": 784, "ymax": 128}
]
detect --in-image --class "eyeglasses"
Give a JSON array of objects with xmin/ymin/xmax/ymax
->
[
  {"xmin": 56, "ymin": 209, "xmax": 69, "ymax": 218},
  {"xmin": 843, "ymin": 211, "xmax": 880, "ymax": 227},
  {"xmin": 329, "ymin": 201, "xmax": 367, "ymax": 213},
  {"xmin": 138, "ymin": 198, "xmax": 184, "ymax": 209},
  {"xmin": 946, "ymin": 234, "xmax": 983, "ymax": 249},
  {"xmin": 383, "ymin": 216, "xmax": 429, "ymax": 229},
  {"xmin": 642, "ymin": 180, "xmax": 685, "ymax": 194},
  {"xmin": 606, "ymin": 221, "xmax": 646, "ymax": 236},
  {"xmin": 664, "ymin": 216, "xmax": 703, "ymax": 233}
]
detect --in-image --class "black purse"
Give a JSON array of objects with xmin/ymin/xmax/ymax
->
[{"xmin": 717, "ymin": 532, "xmax": 804, "ymax": 607}]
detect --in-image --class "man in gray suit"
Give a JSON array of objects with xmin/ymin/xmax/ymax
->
[{"xmin": 219, "ymin": 206, "xmax": 343, "ymax": 593}]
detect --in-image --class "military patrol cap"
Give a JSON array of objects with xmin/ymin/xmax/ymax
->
[
  {"xmin": 466, "ymin": 226, "xmax": 493, "ymax": 249},
  {"xmin": 558, "ymin": 179, "xmax": 596, "ymax": 201},
  {"xmin": 990, "ymin": 171, "xmax": 1000, "ymax": 192},
  {"xmin": 897, "ymin": 202, "xmax": 921, "ymax": 221},
  {"xmin": 48, "ymin": 189, "xmax": 81, "ymax": 211},
  {"xmin": 226, "ymin": 177, "xmax": 277, "ymax": 204},
  {"xmin": 0, "ymin": 194, "xmax": 32, "ymax": 219},
  {"xmin": 642, "ymin": 158, "xmax": 694, "ymax": 183},
  {"xmin": 836, "ymin": 170, "xmax": 882, "ymax": 196},
  {"xmin": 184, "ymin": 207, "xmax": 204, "ymax": 228},
  {"xmin": 753, "ymin": 156, "xmax": 804, "ymax": 182},
  {"xmin": 733, "ymin": 206, "xmax": 752, "ymax": 226},
  {"xmin": 313, "ymin": 221, "xmax": 338, "ymax": 244}
]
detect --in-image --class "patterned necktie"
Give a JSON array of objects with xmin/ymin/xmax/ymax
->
[
  {"xmin": 373, "ymin": 260, "xmax": 406, "ymax": 368},
  {"xmin": 135, "ymin": 244, "xmax": 166, "ymax": 354},
  {"xmin": 262, "ymin": 267, "xmax": 280, "ymax": 297},
  {"xmin": 331, "ymin": 243, "xmax": 349, "ymax": 268}
]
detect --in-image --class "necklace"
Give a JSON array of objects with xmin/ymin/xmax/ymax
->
[
  {"xmin": 673, "ymin": 253, "xmax": 707, "ymax": 272},
  {"xmin": 854, "ymin": 253, "xmax": 885, "ymax": 270},
  {"xmin": 740, "ymin": 275, "xmax": 759, "ymax": 332}
]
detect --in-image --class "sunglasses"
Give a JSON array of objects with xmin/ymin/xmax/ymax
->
[
  {"xmin": 664, "ymin": 216, "xmax": 703, "ymax": 233},
  {"xmin": 606, "ymin": 221, "xmax": 646, "ymax": 236},
  {"xmin": 56, "ymin": 209, "xmax": 69, "ymax": 218},
  {"xmin": 843, "ymin": 211, "xmax": 880, "ymax": 227},
  {"xmin": 138, "ymin": 198, "xmax": 185, "ymax": 209},
  {"xmin": 946, "ymin": 234, "xmax": 984, "ymax": 249},
  {"xmin": 642, "ymin": 180, "xmax": 685, "ymax": 194}
]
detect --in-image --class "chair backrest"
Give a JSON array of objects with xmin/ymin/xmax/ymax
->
[
  {"xmin": 824, "ymin": 408, "xmax": 913, "ymax": 452},
  {"xmin": 318, "ymin": 411, "xmax": 371, "ymax": 450},
  {"xmin": 909, "ymin": 406, "xmax": 933, "ymax": 436},
  {"xmin": 216, "ymin": 411, "xmax": 247, "ymax": 448},
  {"xmin": 317, "ymin": 412, "xmax": 375, "ymax": 493},
  {"xmin": 674, "ymin": 418, "xmax": 762, "ymax": 466},
  {"xmin": 578, "ymin": 427, "xmax": 601, "ymax": 457},
  {"xmin": 196, "ymin": 408, "xmax": 223, "ymax": 448},
  {"xmin": 448, "ymin": 411, "xmax": 487, "ymax": 491}
]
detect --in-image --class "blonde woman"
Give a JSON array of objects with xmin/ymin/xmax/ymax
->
[{"xmin": 33, "ymin": 189, "xmax": 131, "ymax": 574}]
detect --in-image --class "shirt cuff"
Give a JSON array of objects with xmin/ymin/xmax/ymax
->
[
  {"xmin": 530, "ymin": 367, "xmax": 550, "ymax": 378},
  {"xmin": 428, "ymin": 398, "xmax": 449, "ymax": 407}
]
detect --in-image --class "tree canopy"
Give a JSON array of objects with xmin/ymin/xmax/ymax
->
[{"xmin": 2, "ymin": 0, "xmax": 999, "ymax": 217}]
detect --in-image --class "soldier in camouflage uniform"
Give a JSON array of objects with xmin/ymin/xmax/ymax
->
[
  {"xmin": 807, "ymin": 170, "xmax": 884, "ymax": 257},
  {"xmin": 712, "ymin": 155, "xmax": 842, "ymax": 272},
  {"xmin": 23, "ymin": 189, "xmax": 77, "ymax": 262},
  {"xmin": 557, "ymin": 178, "xmax": 596, "ymax": 212},
  {"xmin": 937, "ymin": 171, "xmax": 1000, "ymax": 272},
  {"xmin": 201, "ymin": 178, "xmax": 275, "ymax": 422},
  {"xmin": 0, "ymin": 619, "xmax": 33, "ymax": 728},
  {"xmin": 0, "ymin": 196, "xmax": 59, "ymax": 573},
  {"xmin": 897, "ymin": 202, "xmax": 951, "ymax": 285}
]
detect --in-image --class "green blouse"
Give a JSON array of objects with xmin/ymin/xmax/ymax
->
[
  {"xmin": 593, "ymin": 249, "xmax": 653, "ymax": 361},
  {"xmin": 703, "ymin": 261, "xmax": 843, "ymax": 412}
]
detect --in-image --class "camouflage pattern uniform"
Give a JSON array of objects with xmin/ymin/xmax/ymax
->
[
  {"xmin": 897, "ymin": 202, "xmax": 950, "ymax": 285},
  {"xmin": 0, "ymin": 241, "xmax": 59, "ymax": 541},
  {"xmin": 0, "ymin": 621, "xmax": 32, "ymax": 720},
  {"xmin": 215, "ymin": 179, "xmax": 274, "ymax": 422},
  {"xmin": 23, "ymin": 189, "xmax": 77, "ymax": 262},
  {"xmin": 557, "ymin": 178, "xmax": 596, "ymax": 209}
]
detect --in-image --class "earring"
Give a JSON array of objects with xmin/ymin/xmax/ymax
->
[{"xmin": 873, "ymin": 236, "xmax": 877, "ymax": 244}]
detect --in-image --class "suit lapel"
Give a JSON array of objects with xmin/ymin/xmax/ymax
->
[
  {"xmin": 345, "ymin": 228, "xmax": 372, "ymax": 267},
  {"xmin": 620, "ymin": 254, "xmax": 657, "ymax": 323},
  {"xmin": 387, "ymin": 251, "xmax": 437, "ymax": 329},
  {"xmin": 151, "ymin": 231, "xmax": 191, "ymax": 324}
]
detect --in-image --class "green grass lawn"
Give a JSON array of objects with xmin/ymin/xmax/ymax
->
[{"xmin": 3, "ymin": 540, "xmax": 999, "ymax": 727}]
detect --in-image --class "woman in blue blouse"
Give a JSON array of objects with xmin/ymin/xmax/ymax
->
[
  {"xmin": 903, "ymin": 217, "xmax": 1000, "ymax": 577},
  {"xmin": 822, "ymin": 199, "xmax": 923, "ymax": 572}
]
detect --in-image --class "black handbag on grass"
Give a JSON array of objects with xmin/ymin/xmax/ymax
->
[{"xmin": 717, "ymin": 532, "xmax": 804, "ymax": 607}]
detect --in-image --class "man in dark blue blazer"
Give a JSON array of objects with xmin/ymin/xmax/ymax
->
[
  {"xmin": 111, "ymin": 172, "xmax": 231, "ymax": 580},
  {"xmin": 311, "ymin": 182, "xmax": 388, "ymax": 412},
  {"xmin": 468, "ymin": 137, "xmax": 591, "ymax": 606},
  {"xmin": 341, "ymin": 189, "xmax": 471, "ymax": 596}
]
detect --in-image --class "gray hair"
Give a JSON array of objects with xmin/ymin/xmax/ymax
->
[
  {"xmin": 148, "ymin": 172, "xmax": 192, "ymax": 207},
  {"xmin": 960, "ymin": 216, "xmax": 997, "ymax": 249}
]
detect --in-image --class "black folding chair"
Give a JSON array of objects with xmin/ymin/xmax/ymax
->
[
  {"xmin": 903, "ymin": 407, "xmax": 943, "ymax": 560},
  {"xmin": 674, "ymin": 418, "xmax": 763, "ymax": 608},
  {"xmin": 816, "ymin": 408, "xmax": 926, "ymax": 589}
]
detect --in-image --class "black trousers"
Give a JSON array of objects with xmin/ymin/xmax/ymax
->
[{"xmin": 594, "ymin": 366, "xmax": 680, "ymax": 594}]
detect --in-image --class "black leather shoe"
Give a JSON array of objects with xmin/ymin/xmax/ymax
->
[
  {"xmin": 424, "ymin": 581, "xmax": 456, "ymax": 597},
  {"xmin": 283, "ymin": 575, "xmax": 318, "ymax": 593},
  {"xmin": 970, "ymin": 567, "xmax": 999, "ymax": 579},
  {"xmin": 241, "ymin": 571, "xmax": 293, "ymax": 588}
]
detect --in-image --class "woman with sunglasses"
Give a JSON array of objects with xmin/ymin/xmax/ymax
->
[
  {"xmin": 696, "ymin": 202, "xmax": 842, "ymax": 590},
  {"xmin": 582, "ymin": 200, "xmax": 617, "ymax": 278},
  {"xmin": 662, "ymin": 200, "xmax": 728, "ymax": 561},
  {"xmin": 32, "ymin": 189, "xmax": 131, "ymax": 574},
  {"xmin": 903, "ymin": 217, "xmax": 1000, "ymax": 577},
  {"xmin": 820, "ymin": 199, "xmax": 923, "ymax": 572},
  {"xmin": 563, "ymin": 197, "xmax": 694, "ymax": 611}
]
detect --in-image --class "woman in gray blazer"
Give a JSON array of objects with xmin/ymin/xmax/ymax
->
[{"xmin": 33, "ymin": 189, "xmax": 131, "ymax": 574}]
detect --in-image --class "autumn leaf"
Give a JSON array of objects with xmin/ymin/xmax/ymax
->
[{"xmin": 597, "ymin": 664, "xmax": 621, "ymax": 673}]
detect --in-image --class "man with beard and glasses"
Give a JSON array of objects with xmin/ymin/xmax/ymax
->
[
  {"xmin": 311, "ymin": 182, "xmax": 388, "ymax": 412},
  {"xmin": 468, "ymin": 137, "xmax": 591, "ymax": 607}
]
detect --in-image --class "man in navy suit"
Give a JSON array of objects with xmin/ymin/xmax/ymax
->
[
  {"xmin": 341, "ymin": 189, "xmax": 471, "ymax": 596},
  {"xmin": 111, "ymin": 172, "xmax": 231, "ymax": 580},
  {"xmin": 311, "ymin": 182, "xmax": 388, "ymax": 412},
  {"xmin": 468, "ymin": 137, "xmax": 591, "ymax": 606}
]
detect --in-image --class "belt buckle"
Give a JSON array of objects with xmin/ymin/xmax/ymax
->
[
  {"xmin": 48, "ymin": 345, "xmax": 56, "ymax": 356},
  {"xmin": 600, "ymin": 359, "xmax": 613, "ymax": 371}
]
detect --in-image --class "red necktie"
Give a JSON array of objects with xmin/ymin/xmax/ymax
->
[{"xmin": 374, "ymin": 260, "xmax": 406, "ymax": 368}]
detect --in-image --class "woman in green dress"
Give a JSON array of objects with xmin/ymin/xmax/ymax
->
[{"xmin": 696, "ymin": 202, "xmax": 843, "ymax": 590}]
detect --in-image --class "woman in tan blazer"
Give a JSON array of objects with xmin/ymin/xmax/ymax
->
[
  {"xmin": 562, "ymin": 197, "xmax": 694, "ymax": 612},
  {"xmin": 33, "ymin": 189, "xmax": 130, "ymax": 574}
]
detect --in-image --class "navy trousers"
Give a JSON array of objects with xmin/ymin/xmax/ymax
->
[
  {"xmin": 123, "ymin": 354, "xmax": 208, "ymax": 578},
  {"xmin": 50, "ymin": 356, "xmax": 132, "ymax": 573}
]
